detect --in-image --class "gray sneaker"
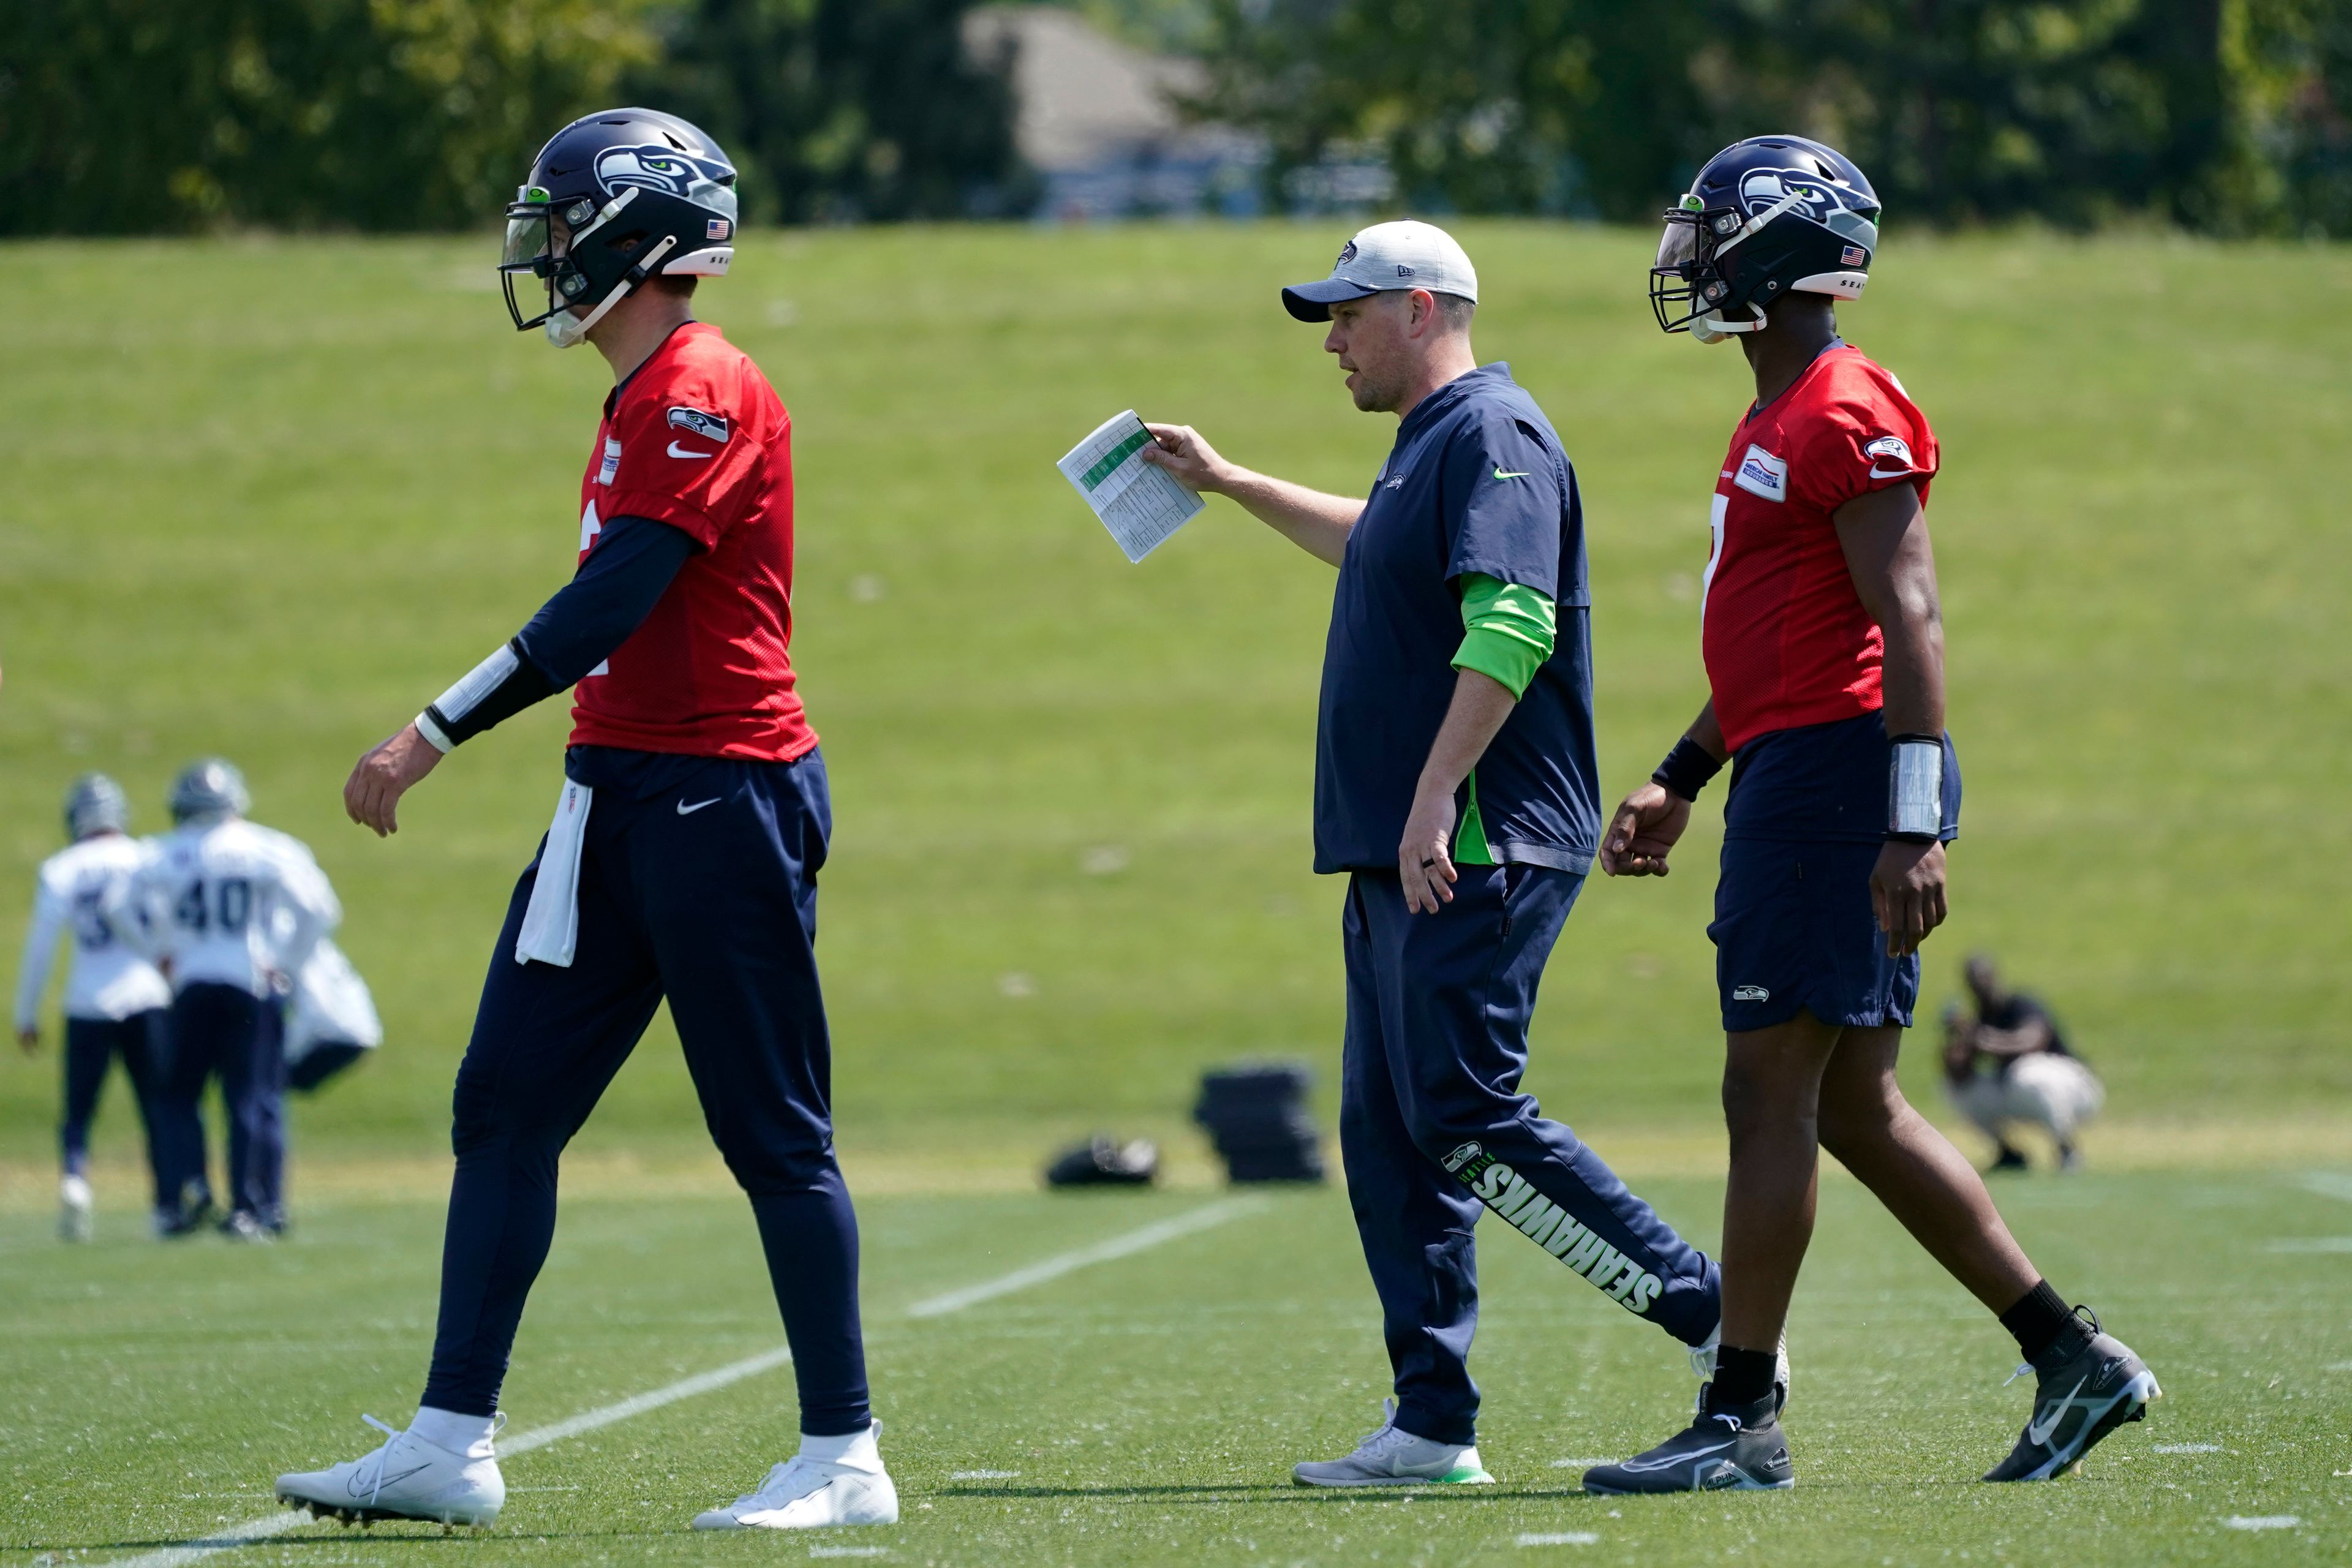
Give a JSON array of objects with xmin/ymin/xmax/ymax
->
[
  {"xmin": 1583, "ymin": 1391, "xmax": 1792, "ymax": 1494},
  {"xmin": 1982, "ymin": 1308, "xmax": 2158, "ymax": 1482},
  {"xmin": 1291, "ymin": 1401, "xmax": 1494, "ymax": 1487}
]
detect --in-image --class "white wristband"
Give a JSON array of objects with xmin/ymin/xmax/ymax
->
[
  {"xmin": 1889, "ymin": 737, "xmax": 1942, "ymax": 840},
  {"xmin": 413, "ymin": 711, "xmax": 454, "ymax": 754}
]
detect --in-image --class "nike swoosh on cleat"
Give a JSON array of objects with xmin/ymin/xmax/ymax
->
[
  {"xmin": 668, "ymin": 442, "xmax": 714, "ymax": 459},
  {"xmin": 350, "ymin": 1464, "xmax": 429, "ymax": 1496},
  {"xmin": 676, "ymin": 798, "xmax": 721, "ymax": 815},
  {"xmin": 2027, "ymin": 1376, "xmax": 2089, "ymax": 1446},
  {"xmin": 1622, "ymin": 1438, "xmax": 1733, "ymax": 1473}
]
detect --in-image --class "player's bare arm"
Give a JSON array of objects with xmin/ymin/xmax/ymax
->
[
  {"xmin": 1834, "ymin": 479, "xmax": 1947, "ymax": 956},
  {"xmin": 1600, "ymin": 701, "xmax": 1728, "ymax": 878},
  {"xmin": 1140, "ymin": 423, "xmax": 1360, "ymax": 566},
  {"xmin": 1398, "ymin": 668, "xmax": 1517, "ymax": 913}
]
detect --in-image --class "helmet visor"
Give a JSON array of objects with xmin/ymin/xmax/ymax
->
[
  {"xmin": 502, "ymin": 208, "xmax": 551, "ymax": 271},
  {"xmin": 1654, "ymin": 216, "xmax": 1699, "ymax": 273}
]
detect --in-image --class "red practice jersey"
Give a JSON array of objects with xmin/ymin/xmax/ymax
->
[
  {"xmin": 1700, "ymin": 343, "xmax": 1938, "ymax": 754},
  {"xmin": 568, "ymin": 322, "xmax": 816, "ymax": 762}
]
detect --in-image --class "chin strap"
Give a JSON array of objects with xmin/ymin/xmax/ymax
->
[
  {"xmin": 545, "ymin": 234, "xmax": 680, "ymax": 349},
  {"xmin": 1691, "ymin": 303, "xmax": 1769, "ymax": 344}
]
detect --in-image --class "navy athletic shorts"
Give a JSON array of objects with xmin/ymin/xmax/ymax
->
[{"xmin": 1709, "ymin": 711, "xmax": 1959, "ymax": 1035}]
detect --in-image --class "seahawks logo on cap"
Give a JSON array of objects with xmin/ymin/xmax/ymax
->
[
  {"xmin": 667, "ymin": 406, "xmax": 729, "ymax": 443},
  {"xmin": 1336, "ymin": 239, "xmax": 1359, "ymax": 266}
]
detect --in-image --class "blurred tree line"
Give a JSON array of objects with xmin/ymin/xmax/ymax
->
[
  {"xmin": 0, "ymin": 0, "xmax": 1022, "ymax": 234},
  {"xmin": 1, "ymin": 0, "xmax": 2342, "ymax": 234},
  {"xmin": 1191, "ymin": 0, "xmax": 2352, "ymax": 235}
]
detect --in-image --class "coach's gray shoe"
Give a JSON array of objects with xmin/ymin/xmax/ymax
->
[
  {"xmin": 1689, "ymin": 1326, "xmax": 1790, "ymax": 1414},
  {"xmin": 1983, "ymin": 1309, "xmax": 2159, "ymax": 1482},
  {"xmin": 693, "ymin": 1421, "xmax": 898, "ymax": 1529},
  {"xmin": 1291, "ymin": 1400, "xmax": 1494, "ymax": 1487},
  {"xmin": 58, "ymin": 1174, "xmax": 93, "ymax": 1242},
  {"xmin": 1582, "ymin": 1390, "xmax": 1792, "ymax": 1494},
  {"xmin": 275, "ymin": 1415, "xmax": 505, "ymax": 1526}
]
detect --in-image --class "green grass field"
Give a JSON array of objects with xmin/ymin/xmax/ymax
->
[
  {"xmin": 4, "ymin": 1172, "xmax": 2348, "ymax": 1564},
  {"xmin": 1, "ymin": 222, "xmax": 2348, "ymax": 1563}
]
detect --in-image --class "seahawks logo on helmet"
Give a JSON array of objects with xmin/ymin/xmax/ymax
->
[
  {"xmin": 595, "ymin": 145, "xmax": 711, "ymax": 199},
  {"xmin": 1735, "ymin": 168, "xmax": 1855, "ymax": 222}
]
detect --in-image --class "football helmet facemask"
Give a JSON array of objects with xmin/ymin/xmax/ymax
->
[
  {"xmin": 1651, "ymin": 135, "xmax": 1881, "ymax": 343},
  {"xmin": 500, "ymin": 108, "xmax": 739, "ymax": 348}
]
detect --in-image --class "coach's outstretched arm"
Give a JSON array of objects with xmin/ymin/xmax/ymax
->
[
  {"xmin": 1140, "ymin": 424, "xmax": 1361, "ymax": 567},
  {"xmin": 343, "ymin": 516, "xmax": 696, "ymax": 836}
]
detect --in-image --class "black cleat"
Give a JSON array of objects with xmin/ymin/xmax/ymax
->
[
  {"xmin": 1583, "ymin": 1391, "xmax": 1792, "ymax": 1494},
  {"xmin": 1988, "ymin": 1146, "xmax": 2030, "ymax": 1174},
  {"xmin": 1983, "ymin": 1307, "xmax": 2160, "ymax": 1482}
]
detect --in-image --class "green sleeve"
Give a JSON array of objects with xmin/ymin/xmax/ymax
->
[{"xmin": 1450, "ymin": 572, "xmax": 1557, "ymax": 699}]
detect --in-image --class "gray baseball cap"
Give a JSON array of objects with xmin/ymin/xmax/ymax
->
[{"xmin": 1281, "ymin": 220, "xmax": 1480, "ymax": 322}]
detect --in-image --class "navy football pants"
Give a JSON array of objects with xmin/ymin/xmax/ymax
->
[
  {"xmin": 1341, "ymin": 865, "xmax": 1720, "ymax": 1446},
  {"xmin": 61, "ymin": 1010, "xmax": 168, "ymax": 1204},
  {"xmin": 154, "ymin": 982, "xmax": 285, "ymax": 1220},
  {"xmin": 420, "ymin": 748, "xmax": 870, "ymax": 1436}
]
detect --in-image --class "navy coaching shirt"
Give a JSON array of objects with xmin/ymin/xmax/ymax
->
[{"xmin": 1313, "ymin": 363, "xmax": 1599, "ymax": 874}]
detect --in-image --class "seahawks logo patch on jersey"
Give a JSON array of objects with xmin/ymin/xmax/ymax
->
[
  {"xmin": 1864, "ymin": 434, "xmax": 1916, "ymax": 477},
  {"xmin": 666, "ymin": 407, "xmax": 729, "ymax": 444}
]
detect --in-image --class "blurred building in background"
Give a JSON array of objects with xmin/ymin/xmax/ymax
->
[{"xmin": 967, "ymin": 6, "xmax": 1267, "ymax": 220}]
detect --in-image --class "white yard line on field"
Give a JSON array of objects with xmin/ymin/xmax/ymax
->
[
  {"xmin": 905, "ymin": 1196, "xmax": 1265, "ymax": 1317},
  {"xmin": 104, "ymin": 1197, "xmax": 1265, "ymax": 1567},
  {"xmin": 2297, "ymin": 1172, "xmax": 2352, "ymax": 1203}
]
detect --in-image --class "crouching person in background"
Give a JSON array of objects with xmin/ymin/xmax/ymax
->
[
  {"xmin": 1941, "ymin": 955, "xmax": 2103, "ymax": 1173},
  {"xmin": 283, "ymin": 938, "xmax": 380, "ymax": 1093}
]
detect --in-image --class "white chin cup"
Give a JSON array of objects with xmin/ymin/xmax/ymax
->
[
  {"xmin": 1692, "ymin": 309, "xmax": 1766, "ymax": 345},
  {"xmin": 544, "ymin": 311, "xmax": 590, "ymax": 349}
]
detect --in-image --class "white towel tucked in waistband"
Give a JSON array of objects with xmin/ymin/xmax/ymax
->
[{"xmin": 515, "ymin": 777, "xmax": 593, "ymax": 967}]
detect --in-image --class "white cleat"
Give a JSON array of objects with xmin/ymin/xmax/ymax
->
[
  {"xmin": 59, "ymin": 1174, "xmax": 94, "ymax": 1242},
  {"xmin": 693, "ymin": 1422, "xmax": 899, "ymax": 1530},
  {"xmin": 1690, "ymin": 1325, "xmax": 1792, "ymax": 1412},
  {"xmin": 274, "ymin": 1415, "xmax": 504, "ymax": 1527},
  {"xmin": 1292, "ymin": 1400, "xmax": 1494, "ymax": 1487}
]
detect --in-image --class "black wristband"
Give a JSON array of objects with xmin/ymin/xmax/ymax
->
[{"xmin": 1651, "ymin": 736, "xmax": 1725, "ymax": 802}]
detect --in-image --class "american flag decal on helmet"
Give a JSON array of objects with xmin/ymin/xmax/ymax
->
[{"xmin": 1841, "ymin": 244, "xmax": 1868, "ymax": 266}]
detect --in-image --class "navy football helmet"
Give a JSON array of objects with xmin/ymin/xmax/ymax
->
[
  {"xmin": 1651, "ymin": 135, "xmax": 1881, "ymax": 342},
  {"xmin": 62, "ymin": 773, "xmax": 129, "ymax": 840},
  {"xmin": 500, "ymin": 108, "xmax": 739, "ymax": 347},
  {"xmin": 169, "ymin": 758, "xmax": 249, "ymax": 824}
]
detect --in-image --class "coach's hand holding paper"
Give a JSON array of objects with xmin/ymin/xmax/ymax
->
[{"xmin": 1057, "ymin": 410, "xmax": 1205, "ymax": 562}]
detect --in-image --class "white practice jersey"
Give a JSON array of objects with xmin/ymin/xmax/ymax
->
[
  {"xmin": 285, "ymin": 938, "xmax": 382, "ymax": 1063},
  {"xmin": 13, "ymin": 834, "xmax": 173, "ymax": 1031},
  {"xmin": 122, "ymin": 818, "xmax": 342, "ymax": 999}
]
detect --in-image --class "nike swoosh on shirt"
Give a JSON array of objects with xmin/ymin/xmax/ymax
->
[
  {"xmin": 1868, "ymin": 464, "xmax": 1915, "ymax": 479},
  {"xmin": 668, "ymin": 442, "xmax": 714, "ymax": 460},
  {"xmin": 676, "ymin": 798, "xmax": 721, "ymax": 816},
  {"xmin": 1492, "ymin": 468, "xmax": 1531, "ymax": 480}
]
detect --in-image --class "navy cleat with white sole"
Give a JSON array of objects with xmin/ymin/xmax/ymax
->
[
  {"xmin": 1582, "ymin": 1389, "xmax": 1792, "ymax": 1495},
  {"xmin": 1982, "ymin": 1308, "xmax": 2159, "ymax": 1482}
]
